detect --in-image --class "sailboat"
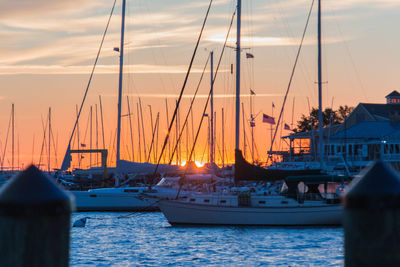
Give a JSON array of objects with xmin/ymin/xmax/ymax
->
[
  {"xmin": 158, "ymin": 0, "xmax": 346, "ymax": 226},
  {"xmin": 60, "ymin": 0, "xmax": 220, "ymax": 211}
]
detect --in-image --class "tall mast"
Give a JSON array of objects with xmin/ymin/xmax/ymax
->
[
  {"xmin": 210, "ymin": 51, "xmax": 214, "ymax": 164},
  {"xmin": 148, "ymin": 105, "xmax": 155, "ymax": 162},
  {"xmin": 222, "ymin": 107, "xmax": 225, "ymax": 167},
  {"xmin": 76, "ymin": 105, "xmax": 81, "ymax": 168},
  {"xmin": 165, "ymin": 99, "xmax": 171, "ymax": 162},
  {"xmin": 235, "ymin": 0, "xmax": 242, "ymax": 152},
  {"xmin": 136, "ymin": 103, "xmax": 142, "ymax": 162},
  {"xmin": 139, "ymin": 98, "xmax": 146, "ymax": 161},
  {"xmin": 95, "ymin": 104, "xmax": 99, "ymax": 165},
  {"xmin": 116, "ymin": 0, "xmax": 126, "ymax": 167},
  {"xmin": 48, "ymin": 107, "xmax": 51, "ymax": 172},
  {"xmin": 242, "ymin": 102, "xmax": 246, "ymax": 158},
  {"xmin": 250, "ymin": 91, "xmax": 255, "ymax": 164},
  {"xmin": 90, "ymin": 105, "xmax": 93, "ymax": 168},
  {"xmin": 317, "ymin": 0, "xmax": 324, "ymax": 167},
  {"xmin": 99, "ymin": 96, "xmax": 105, "ymax": 149},
  {"xmin": 156, "ymin": 112, "xmax": 159, "ymax": 163},
  {"xmin": 12, "ymin": 103, "xmax": 14, "ymax": 171},
  {"xmin": 127, "ymin": 96, "xmax": 134, "ymax": 162},
  {"xmin": 190, "ymin": 105, "xmax": 195, "ymax": 162}
]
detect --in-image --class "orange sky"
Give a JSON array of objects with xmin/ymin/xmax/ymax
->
[{"xmin": 0, "ymin": 0, "xmax": 399, "ymax": 170}]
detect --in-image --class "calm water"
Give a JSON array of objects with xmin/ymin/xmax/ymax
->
[{"xmin": 70, "ymin": 212, "xmax": 344, "ymax": 266}]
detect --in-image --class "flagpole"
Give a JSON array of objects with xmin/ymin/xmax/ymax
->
[{"xmin": 270, "ymin": 103, "xmax": 274, "ymax": 158}]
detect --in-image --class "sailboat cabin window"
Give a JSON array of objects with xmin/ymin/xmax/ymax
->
[{"xmin": 396, "ymin": 144, "xmax": 400, "ymax": 154}]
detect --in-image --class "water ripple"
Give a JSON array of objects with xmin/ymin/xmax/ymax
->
[{"xmin": 70, "ymin": 212, "xmax": 343, "ymax": 266}]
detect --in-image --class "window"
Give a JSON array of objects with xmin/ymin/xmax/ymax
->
[
  {"xmin": 204, "ymin": 199, "xmax": 210, "ymax": 203},
  {"xmin": 259, "ymin": 201, "xmax": 266, "ymax": 204},
  {"xmin": 220, "ymin": 200, "xmax": 227, "ymax": 204},
  {"xmin": 354, "ymin": 145, "xmax": 360, "ymax": 155},
  {"xmin": 190, "ymin": 198, "xmax": 195, "ymax": 202},
  {"xmin": 89, "ymin": 194, "xmax": 97, "ymax": 198}
]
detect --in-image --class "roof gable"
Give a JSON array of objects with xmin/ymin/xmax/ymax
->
[
  {"xmin": 386, "ymin": 90, "xmax": 400, "ymax": 98},
  {"xmin": 331, "ymin": 121, "xmax": 400, "ymax": 140},
  {"xmin": 359, "ymin": 103, "xmax": 400, "ymax": 119}
]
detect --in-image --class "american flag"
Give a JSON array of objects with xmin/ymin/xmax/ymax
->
[
  {"xmin": 262, "ymin": 114, "xmax": 275, "ymax": 124},
  {"xmin": 246, "ymin": 52, "xmax": 254, "ymax": 58}
]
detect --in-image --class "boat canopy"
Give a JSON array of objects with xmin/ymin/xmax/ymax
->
[{"xmin": 234, "ymin": 149, "xmax": 322, "ymax": 182}]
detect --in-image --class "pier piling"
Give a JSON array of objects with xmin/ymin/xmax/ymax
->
[
  {"xmin": 343, "ymin": 160, "xmax": 400, "ymax": 266},
  {"xmin": 0, "ymin": 165, "xmax": 74, "ymax": 267}
]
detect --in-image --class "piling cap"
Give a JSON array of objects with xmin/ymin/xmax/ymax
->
[
  {"xmin": 0, "ymin": 165, "xmax": 75, "ymax": 216},
  {"xmin": 344, "ymin": 160, "xmax": 400, "ymax": 209}
]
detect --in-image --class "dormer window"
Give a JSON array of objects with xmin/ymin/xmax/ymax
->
[{"xmin": 386, "ymin": 90, "xmax": 400, "ymax": 104}]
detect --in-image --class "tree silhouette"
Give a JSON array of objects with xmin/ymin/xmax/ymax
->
[{"xmin": 293, "ymin": 105, "xmax": 354, "ymax": 133}]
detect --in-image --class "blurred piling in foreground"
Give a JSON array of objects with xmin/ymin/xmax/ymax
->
[
  {"xmin": 0, "ymin": 165, "xmax": 74, "ymax": 267},
  {"xmin": 343, "ymin": 160, "xmax": 400, "ymax": 266}
]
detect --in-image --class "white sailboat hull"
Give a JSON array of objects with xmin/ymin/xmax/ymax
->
[
  {"xmin": 159, "ymin": 200, "xmax": 342, "ymax": 226},
  {"xmin": 72, "ymin": 190, "xmax": 159, "ymax": 211}
]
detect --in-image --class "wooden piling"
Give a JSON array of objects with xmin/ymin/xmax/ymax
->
[
  {"xmin": 0, "ymin": 165, "xmax": 74, "ymax": 267},
  {"xmin": 343, "ymin": 160, "xmax": 400, "ymax": 266}
]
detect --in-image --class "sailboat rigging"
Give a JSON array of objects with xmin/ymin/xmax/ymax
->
[
  {"xmin": 60, "ymin": 0, "xmax": 117, "ymax": 171},
  {"xmin": 158, "ymin": 0, "xmax": 346, "ymax": 226}
]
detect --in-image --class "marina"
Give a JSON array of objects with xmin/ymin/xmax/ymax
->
[{"xmin": 0, "ymin": 0, "xmax": 399, "ymax": 265}]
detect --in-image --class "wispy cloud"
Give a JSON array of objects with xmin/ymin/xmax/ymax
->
[
  {"xmin": 0, "ymin": 0, "xmax": 104, "ymax": 19},
  {"xmin": 0, "ymin": 64, "xmax": 226, "ymax": 75},
  {"xmin": 104, "ymin": 93, "xmax": 281, "ymax": 99},
  {"xmin": 206, "ymin": 33, "xmax": 348, "ymax": 47},
  {"xmin": 174, "ymin": 0, "xmax": 232, "ymax": 10},
  {"xmin": 262, "ymin": 0, "xmax": 400, "ymax": 11}
]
